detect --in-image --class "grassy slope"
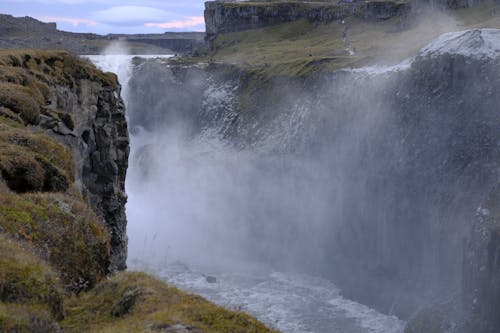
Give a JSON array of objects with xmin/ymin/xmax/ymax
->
[
  {"xmin": 0, "ymin": 50, "xmax": 276, "ymax": 333},
  {"xmin": 209, "ymin": 1, "xmax": 500, "ymax": 76},
  {"xmin": 63, "ymin": 272, "xmax": 276, "ymax": 333}
]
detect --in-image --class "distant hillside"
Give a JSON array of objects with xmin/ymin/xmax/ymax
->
[
  {"xmin": 0, "ymin": 14, "xmax": 205, "ymax": 55},
  {"xmin": 204, "ymin": 0, "xmax": 494, "ymax": 40}
]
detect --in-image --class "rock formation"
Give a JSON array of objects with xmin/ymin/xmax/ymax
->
[
  {"xmin": 127, "ymin": 27, "xmax": 500, "ymax": 332},
  {"xmin": 0, "ymin": 50, "xmax": 274, "ymax": 333},
  {"xmin": 0, "ymin": 14, "xmax": 205, "ymax": 55},
  {"xmin": 0, "ymin": 50, "xmax": 129, "ymax": 272},
  {"xmin": 48, "ymin": 67, "xmax": 130, "ymax": 272},
  {"xmin": 205, "ymin": 0, "xmax": 410, "ymax": 40}
]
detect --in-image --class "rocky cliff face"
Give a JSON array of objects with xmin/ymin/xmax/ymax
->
[
  {"xmin": 0, "ymin": 14, "xmax": 204, "ymax": 55},
  {"xmin": 0, "ymin": 14, "xmax": 57, "ymax": 34},
  {"xmin": 205, "ymin": 1, "xmax": 410, "ymax": 40},
  {"xmin": 127, "ymin": 29, "xmax": 500, "ymax": 332},
  {"xmin": 0, "ymin": 50, "xmax": 278, "ymax": 333},
  {"xmin": 0, "ymin": 50, "xmax": 129, "ymax": 272},
  {"xmin": 463, "ymin": 185, "xmax": 500, "ymax": 332},
  {"xmin": 204, "ymin": 0, "xmax": 495, "ymax": 41},
  {"xmin": 48, "ymin": 72, "xmax": 130, "ymax": 272}
]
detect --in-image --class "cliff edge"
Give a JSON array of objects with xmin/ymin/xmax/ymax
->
[{"xmin": 0, "ymin": 50, "xmax": 275, "ymax": 333}]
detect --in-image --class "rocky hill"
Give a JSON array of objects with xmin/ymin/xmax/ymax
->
[
  {"xmin": 0, "ymin": 50, "xmax": 275, "ymax": 333},
  {"xmin": 205, "ymin": 0, "xmax": 409, "ymax": 40},
  {"xmin": 0, "ymin": 14, "xmax": 205, "ymax": 55},
  {"xmin": 204, "ymin": 0, "xmax": 492, "ymax": 41}
]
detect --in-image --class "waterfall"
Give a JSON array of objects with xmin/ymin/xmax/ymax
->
[{"xmin": 87, "ymin": 52, "xmax": 406, "ymax": 333}]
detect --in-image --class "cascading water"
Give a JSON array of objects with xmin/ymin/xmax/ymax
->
[
  {"xmin": 86, "ymin": 30, "xmax": 500, "ymax": 332},
  {"xmin": 87, "ymin": 52, "xmax": 406, "ymax": 333}
]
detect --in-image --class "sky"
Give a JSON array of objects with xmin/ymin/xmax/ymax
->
[{"xmin": 2, "ymin": 0, "xmax": 207, "ymax": 34}]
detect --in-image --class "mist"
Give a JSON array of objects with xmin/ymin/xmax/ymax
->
[
  {"xmin": 87, "ymin": 20, "xmax": 500, "ymax": 330},
  {"xmin": 123, "ymin": 57, "xmax": 407, "ymax": 280}
]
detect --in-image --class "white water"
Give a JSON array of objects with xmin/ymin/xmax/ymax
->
[{"xmin": 87, "ymin": 53, "xmax": 405, "ymax": 333}]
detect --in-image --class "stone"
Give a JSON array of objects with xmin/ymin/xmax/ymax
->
[
  {"xmin": 44, "ymin": 71, "xmax": 129, "ymax": 272},
  {"xmin": 205, "ymin": 276, "xmax": 217, "ymax": 283}
]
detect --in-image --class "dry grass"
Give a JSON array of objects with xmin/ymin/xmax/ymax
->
[
  {"xmin": 0, "ymin": 188, "xmax": 110, "ymax": 292},
  {"xmin": 0, "ymin": 121, "xmax": 74, "ymax": 193},
  {"xmin": 209, "ymin": 1, "xmax": 500, "ymax": 75},
  {"xmin": 0, "ymin": 49, "xmax": 119, "ymax": 88},
  {"xmin": 0, "ymin": 303, "xmax": 61, "ymax": 333},
  {"xmin": 63, "ymin": 271, "xmax": 278, "ymax": 333},
  {"xmin": 0, "ymin": 49, "xmax": 277, "ymax": 333},
  {"xmin": 0, "ymin": 234, "xmax": 63, "ymax": 320}
]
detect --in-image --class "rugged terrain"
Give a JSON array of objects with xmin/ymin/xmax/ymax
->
[
  {"xmin": 2, "ymin": 0, "xmax": 500, "ymax": 332},
  {"xmin": 0, "ymin": 50, "xmax": 275, "ymax": 333},
  {"xmin": 123, "ymin": 1, "xmax": 500, "ymax": 332},
  {"xmin": 0, "ymin": 14, "xmax": 205, "ymax": 55}
]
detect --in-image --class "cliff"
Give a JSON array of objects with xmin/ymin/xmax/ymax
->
[
  {"xmin": 204, "ymin": 0, "xmax": 495, "ymax": 41},
  {"xmin": 0, "ymin": 50, "xmax": 275, "ymax": 333},
  {"xmin": 0, "ymin": 14, "xmax": 205, "ymax": 55},
  {"xmin": 128, "ymin": 25, "xmax": 500, "ymax": 332},
  {"xmin": 0, "ymin": 49, "xmax": 128, "ymax": 273},
  {"xmin": 205, "ymin": 0, "xmax": 410, "ymax": 40}
]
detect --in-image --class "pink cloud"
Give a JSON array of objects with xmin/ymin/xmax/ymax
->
[
  {"xmin": 144, "ymin": 16, "xmax": 204, "ymax": 30},
  {"xmin": 38, "ymin": 16, "xmax": 98, "ymax": 27}
]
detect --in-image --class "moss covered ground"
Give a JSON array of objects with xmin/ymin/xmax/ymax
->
[
  {"xmin": 63, "ymin": 272, "xmax": 277, "ymax": 333},
  {"xmin": 0, "ymin": 50, "xmax": 277, "ymax": 333}
]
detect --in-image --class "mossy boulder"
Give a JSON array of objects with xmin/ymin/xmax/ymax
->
[
  {"xmin": 0, "ymin": 123, "xmax": 74, "ymax": 193},
  {"xmin": 0, "ymin": 82, "xmax": 41, "ymax": 125}
]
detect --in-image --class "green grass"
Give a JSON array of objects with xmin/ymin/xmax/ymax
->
[
  {"xmin": 0, "ymin": 187, "xmax": 110, "ymax": 292},
  {"xmin": 208, "ymin": 1, "xmax": 500, "ymax": 76},
  {"xmin": 0, "ymin": 49, "xmax": 277, "ymax": 333},
  {"xmin": 0, "ymin": 234, "xmax": 63, "ymax": 321},
  {"xmin": 0, "ymin": 50, "xmax": 119, "ymax": 88},
  {"xmin": 62, "ymin": 271, "xmax": 278, "ymax": 333},
  {"xmin": 0, "ymin": 303, "xmax": 61, "ymax": 333},
  {"xmin": 0, "ymin": 121, "xmax": 74, "ymax": 193}
]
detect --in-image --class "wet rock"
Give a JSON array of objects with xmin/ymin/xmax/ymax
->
[
  {"xmin": 111, "ymin": 288, "xmax": 140, "ymax": 317},
  {"xmin": 205, "ymin": 276, "xmax": 217, "ymax": 283},
  {"xmin": 462, "ymin": 185, "xmax": 500, "ymax": 333}
]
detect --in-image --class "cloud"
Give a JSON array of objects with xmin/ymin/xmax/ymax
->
[
  {"xmin": 144, "ymin": 16, "xmax": 204, "ymax": 29},
  {"xmin": 91, "ymin": 5, "xmax": 173, "ymax": 25},
  {"xmin": 38, "ymin": 15, "xmax": 97, "ymax": 26}
]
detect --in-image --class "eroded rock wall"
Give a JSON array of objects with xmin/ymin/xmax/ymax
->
[
  {"xmin": 49, "ymin": 79, "xmax": 129, "ymax": 272},
  {"xmin": 204, "ymin": 1, "xmax": 410, "ymax": 39},
  {"xmin": 0, "ymin": 51, "xmax": 129, "ymax": 272},
  {"xmin": 126, "ymin": 29, "xmax": 500, "ymax": 331}
]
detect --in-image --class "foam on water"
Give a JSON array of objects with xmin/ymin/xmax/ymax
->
[{"xmin": 149, "ymin": 262, "xmax": 405, "ymax": 333}]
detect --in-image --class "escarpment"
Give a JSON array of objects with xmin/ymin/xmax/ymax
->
[
  {"xmin": 128, "ymin": 26, "xmax": 500, "ymax": 332},
  {"xmin": 0, "ymin": 50, "xmax": 128, "ymax": 279},
  {"xmin": 49, "ymin": 63, "xmax": 130, "ymax": 273},
  {"xmin": 204, "ymin": 0, "xmax": 493, "ymax": 41},
  {"xmin": 0, "ymin": 50, "xmax": 275, "ymax": 333},
  {"xmin": 0, "ymin": 50, "xmax": 129, "ymax": 272},
  {"xmin": 205, "ymin": 0, "xmax": 410, "ymax": 40}
]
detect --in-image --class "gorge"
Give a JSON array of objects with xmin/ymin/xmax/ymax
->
[
  {"xmin": 112, "ymin": 27, "xmax": 500, "ymax": 332},
  {"xmin": 1, "ymin": 0, "xmax": 500, "ymax": 332}
]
